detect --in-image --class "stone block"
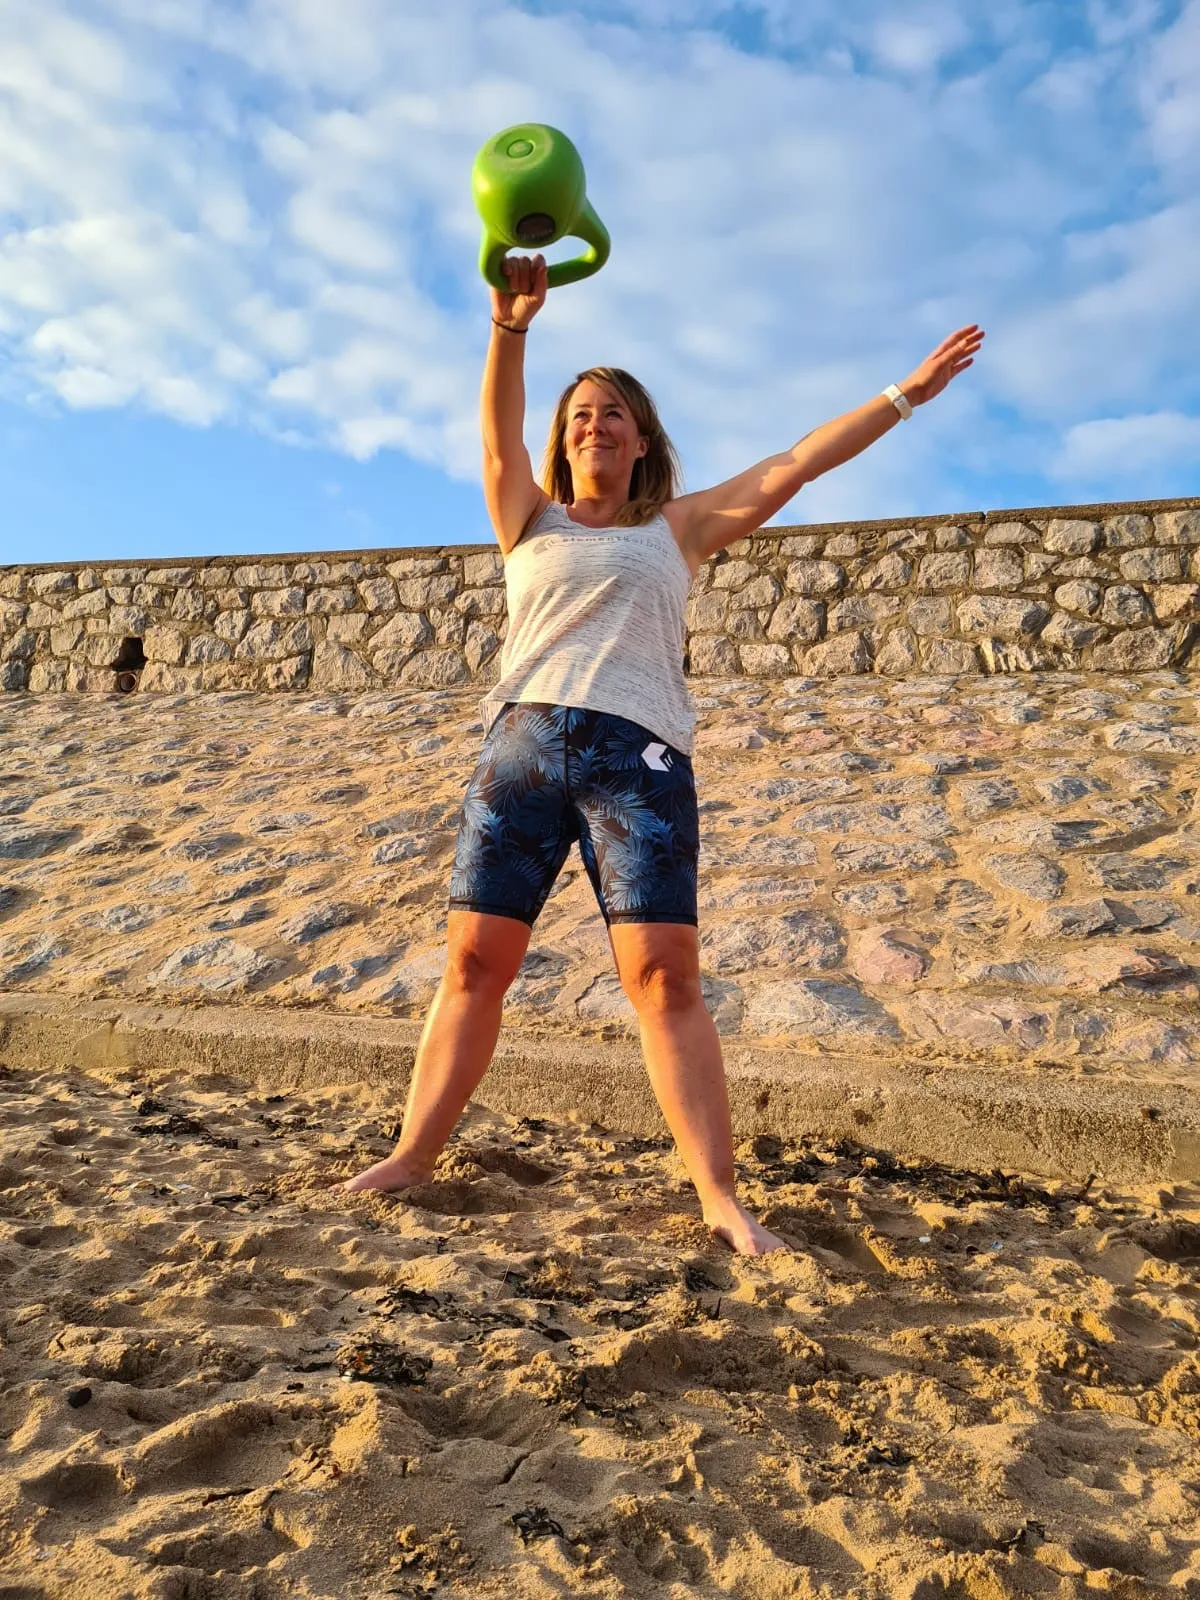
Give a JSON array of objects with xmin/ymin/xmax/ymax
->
[
  {"xmin": 2, "ymin": 628, "xmax": 38, "ymax": 660},
  {"xmin": 132, "ymin": 584, "xmax": 170, "ymax": 608},
  {"xmin": 146, "ymin": 567, "xmax": 197, "ymax": 585},
  {"xmin": 101, "ymin": 568, "xmax": 145, "ymax": 585},
  {"xmin": 1119, "ymin": 548, "xmax": 1184, "ymax": 583},
  {"xmin": 0, "ymin": 575, "xmax": 27, "ymax": 599},
  {"xmin": 731, "ymin": 574, "xmax": 782, "ymax": 609},
  {"xmin": 289, "ymin": 561, "xmax": 332, "ymax": 583},
  {"xmin": 171, "ymin": 588, "xmax": 208, "ymax": 622},
  {"xmin": 185, "ymin": 634, "xmax": 233, "ymax": 664},
  {"xmin": 1039, "ymin": 613, "xmax": 1105, "ymax": 650},
  {"xmin": 329, "ymin": 561, "xmax": 366, "ymax": 581},
  {"xmin": 234, "ymin": 619, "xmax": 314, "ymax": 661},
  {"xmin": 687, "ymin": 634, "xmax": 740, "ymax": 675},
  {"xmin": 687, "ymin": 591, "xmax": 729, "ymax": 631},
  {"xmin": 977, "ymin": 639, "xmax": 1054, "ymax": 672},
  {"xmin": 884, "ymin": 527, "xmax": 928, "ymax": 553},
  {"xmin": 327, "ymin": 614, "xmax": 369, "ymax": 645},
  {"xmin": 785, "ymin": 559, "xmax": 844, "ymax": 596},
  {"xmin": 905, "ymin": 597, "xmax": 953, "ymax": 636},
  {"xmin": 28, "ymin": 660, "xmax": 68, "ymax": 691},
  {"xmin": 824, "ymin": 534, "xmax": 860, "ymax": 559},
  {"xmin": 370, "ymin": 612, "xmax": 432, "ymax": 663},
  {"xmin": 144, "ymin": 625, "xmax": 188, "ymax": 665},
  {"xmin": 465, "ymin": 623, "xmax": 501, "ymax": 672},
  {"xmin": 745, "ymin": 977, "xmax": 898, "ymax": 1039},
  {"xmin": 455, "ymin": 586, "xmax": 507, "ymax": 618},
  {"xmin": 32, "ymin": 570, "xmax": 76, "ymax": 596},
  {"xmin": 397, "ymin": 576, "xmax": 458, "ymax": 609},
  {"xmin": 399, "ymin": 649, "xmax": 469, "ymax": 688},
  {"xmin": 829, "ymin": 595, "xmax": 902, "ymax": 631},
  {"xmin": 726, "ymin": 609, "xmax": 764, "ymax": 642},
  {"xmin": 109, "ymin": 606, "xmax": 150, "ymax": 635},
  {"xmin": 1054, "ymin": 557, "xmax": 1108, "ymax": 580},
  {"xmin": 26, "ymin": 603, "xmax": 61, "ymax": 628},
  {"xmin": 0, "ymin": 600, "xmax": 28, "ymax": 630},
  {"xmin": 1151, "ymin": 583, "xmax": 1200, "ymax": 620},
  {"xmin": 933, "ymin": 524, "xmax": 972, "ymax": 549},
  {"xmin": 358, "ymin": 577, "xmax": 398, "ymax": 611},
  {"xmin": 1100, "ymin": 585, "xmax": 1153, "ymax": 626},
  {"xmin": 860, "ymin": 553, "xmax": 913, "ymax": 590},
  {"xmin": 803, "ymin": 631, "xmax": 870, "ymax": 676},
  {"xmin": 0, "ymin": 659, "xmax": 29, "ymax": 690},
  {"xmin": 251, "ymin": 586, "xmax": 306, "ymax": 616},
  {"xmin": 983, "ymin": 520, "xmax": 1037, "ymax": 546},
  {"xmin": 1043, "ymin": 519, "xmax": 1100, "ymax": 555},
  {"xmin": 198, "ymin": 566, "xmax": 233, "ymax": 588},
  {"xmin": 920, "ymin": 638, "xmax": 980, "ymax": 673},
  {"xmin": 233, "ymin": 563, "xmax": 289, "ymax": 586},
  {"xmin": 310, "ymin": 641, "xmax": 375, "ymax": 690},
  {"xmin": 1102, "ymin": 513, "xmax": 1154, "ymax": 547},
  {"xmin": 956, "ymin": 596, "xmax": 1050, "ymax": 640},
  {"xmin": 214, "ymin": 610, "xmax": 251, "ymax": 644},
  {"xmin": 49, "ymin": 623, "xmax": 86, "ymax": 655},
  {"xmin": 765, "ymin": 595, "xmax": 823, "ymax": 643},
  {"xmin": 306, "ymin": 586, "xmax": 358, "ymax": 614},
  {"xmin": 916, "ymin": 552, "xmax": 970, "ymax": 590},
  {"xmin": 1024, "ymin": 551, "xmax": 1059, "ymax": 579},
  {"xmin": 737, "ymin": 641, "xmax": 792, "ymax": 676},
  {"xmin": 433, "ymin": 608, "xmax": 468, "ymax": 647},
  {"xmin": 1054, "ymin": 579, "xmax": 1102, "ymax": 616},
  {"xmin": 1155, "ymin": 508, "xmax": 1200, "ymax": 545},
  {"xmin": 81, "ymin": 633, "xmax": 124, "ymax": 668},
  {"xmin": 464, "ymin": 551, "xmax": 504, "ymax": 585},
  {"xmin": 139, "ymin": 662, "xmax": 200, "ymax": 692},
  {"xmin": 60, "ymin": 588, "xmax": 107, "ymax": 620},
  {"xmin": 710, "ymin": 559, "xmax": 758, "ymax": 591},
  {"xmin": 1091, "ymin": 628, "xmax": 1173, "ymax": 671},
  {"xmin": 973, "ymin": 548, "xmax": 1023, "ymax": 589},
  {"xmin": 775, "ymin": 535, "xmax": 823, "ymax": 558},
  {"xmin": 847, "ymin": 926, "xmax": 930, "ymax": 985},
  {"xmin": 873, "ymin": 627, "xmax": 919, "ymax": 674},
  {"xmin": 387, "ymin": 556, "xmax": 447, "ymax": 578},
  {"xmin": 260, "ymin": 654, "xmax": 311, "ymax": 689}
]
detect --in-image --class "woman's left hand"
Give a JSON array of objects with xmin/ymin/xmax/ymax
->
[{"xmin": 899, "ymin": 324, "xmax": 985, "ymax": 407}]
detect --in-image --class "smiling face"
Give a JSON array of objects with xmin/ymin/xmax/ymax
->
[{"xmin": 563, "ymin": 378, "xmax": 649, "ymax": 492}]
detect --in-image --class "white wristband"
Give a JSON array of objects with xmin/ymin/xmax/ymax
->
[{"xmin": 883, "ymin": 383, "xmax": 913, "ymax": 420}]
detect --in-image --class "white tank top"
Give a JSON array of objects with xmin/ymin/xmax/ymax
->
[{"xmin": 479, "ymin": 500, "xmax": 696, "ymax": 755}]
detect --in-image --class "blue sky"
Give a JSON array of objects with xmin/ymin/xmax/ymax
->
[{"xmin": 1, "ymin": 0, "xmax": 1197, "ymax": 565}]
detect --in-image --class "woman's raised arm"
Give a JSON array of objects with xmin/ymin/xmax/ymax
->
[
  {"xmin": 672, "ymin": 324, "xmax": 985, "ymax": 566},
  {"xmin": 480, "ymin": 254, "xmax": 550, "ymax": 555}
]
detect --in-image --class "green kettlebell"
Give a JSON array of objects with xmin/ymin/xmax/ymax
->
[{"xmin": 472, "ymin": 123, "xmax": 610, "ymax": 290}]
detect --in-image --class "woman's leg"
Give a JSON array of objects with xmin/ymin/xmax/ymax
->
[
  {"xmin": 608, "ymin": 921, "xmax": 787, "ymax": 1255},
  {"xmin": 343, "ymin": 910, "xmax": 531, "ymax": 1191}
]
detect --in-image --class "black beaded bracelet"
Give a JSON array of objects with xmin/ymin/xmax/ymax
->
[{"xmin": 492, "ymin": 319, "xmax": 528, "ymax": 334}]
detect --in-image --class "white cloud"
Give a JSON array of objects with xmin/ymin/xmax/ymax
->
[
  {"xmin": 0, "ymin": 0, "xmax": 1196, "ymax": 521},
  {"xmin": 1051, "ymin": 412, "xmax": 1200, "ymax": 481}
]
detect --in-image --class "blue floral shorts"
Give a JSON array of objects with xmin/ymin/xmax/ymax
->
[{"xmin": 449, "ymin": 702, "xmax": 699, "ymax": 927}]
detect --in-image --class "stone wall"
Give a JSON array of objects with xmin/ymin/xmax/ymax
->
[{"xmin": 2, "ymin": 496, "xmax": 1198, "ymax": 693}]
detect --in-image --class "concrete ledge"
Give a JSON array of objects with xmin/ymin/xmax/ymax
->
[{"xmin": 3, "ymin": 993, "xmax": 1197, "ymax": 1186}]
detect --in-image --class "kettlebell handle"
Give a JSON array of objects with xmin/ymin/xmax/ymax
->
[{"xmin": 480, "ymin": 197, "xmax": 611, "ymax": 292}]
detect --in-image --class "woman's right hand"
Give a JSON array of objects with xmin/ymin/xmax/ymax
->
[{"xmin": 490, "ymin": 253, "xmax": 547, "ymax": 332}]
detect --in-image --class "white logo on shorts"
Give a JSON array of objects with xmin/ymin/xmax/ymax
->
[{"xmin": 642, "ymin": 741, "xmax": 672, "ymax": 771}]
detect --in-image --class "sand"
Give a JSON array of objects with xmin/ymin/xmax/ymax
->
[{"xmin": 1, "ymin": 1054, "xmax": 1198, "ymax": 1598}]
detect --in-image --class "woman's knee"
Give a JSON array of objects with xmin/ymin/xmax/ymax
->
[
  {"xmin": 442, "ymin": 915, "xmax": 529, "ymax": 1000},
  {"xmin": 620, "ymin": 950, "xmax": 703, "ymax": 1014}
]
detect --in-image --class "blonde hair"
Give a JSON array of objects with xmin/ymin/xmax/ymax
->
[{"xmin": 540, "ymin": 367, "xmax": 683, "ymax": 527}]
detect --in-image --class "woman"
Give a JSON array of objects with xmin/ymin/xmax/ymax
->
[{"xmin": 346, "ymin": 254, "xmax": 983, "ymax": 1255}]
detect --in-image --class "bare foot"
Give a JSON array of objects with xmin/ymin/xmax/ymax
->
[
  {"xmin": 342, "ymin": 1155, "xmax": 432, "ymax": 1193},
  {"xmin": 702, "ymin": 1195, "xmax": 789, "ymax": 1256}
]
